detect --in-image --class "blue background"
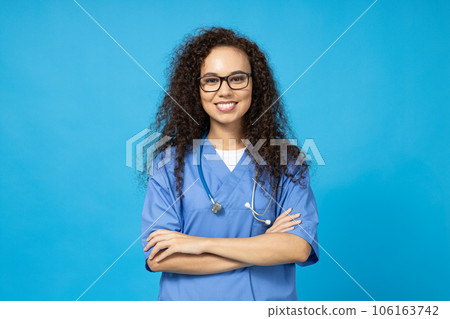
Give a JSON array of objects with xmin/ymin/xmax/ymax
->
[{"xmin": 1, "ymin": 0, "xmax": 448, "ymax": 301}]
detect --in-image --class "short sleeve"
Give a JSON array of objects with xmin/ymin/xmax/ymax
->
[
  {"xmin": 278, "ymin": 166, "xmax": 319, "ymax": 267},
  {"xmin": 141, "ymin": 157, "xmax": 182, "ymax": 272}
]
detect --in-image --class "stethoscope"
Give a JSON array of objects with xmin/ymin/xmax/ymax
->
[{"xmin": 197, "ymin": 130, "xmax": 276, "ymax": 226}]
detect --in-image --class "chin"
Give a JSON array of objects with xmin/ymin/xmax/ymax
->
[{"xmin": 212, "ymin": 117, "xmax": 239, "ymax": 125}]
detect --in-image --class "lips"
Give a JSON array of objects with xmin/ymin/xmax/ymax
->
[{"xmin": 215, "ymin": 101, "xmax": 237, "ymax": 112}]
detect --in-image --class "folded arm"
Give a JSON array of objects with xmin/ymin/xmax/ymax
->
[
  {"xmin": 203, "ymin": 232, "xmax": 311, "ymax": 266},
  {"xmin": 147, "ymin": 231, "xmax": 311, "ymax": 271},
  {"xmin": 147, "ymin": 252, "xmax": 252, "ymax": 274}
]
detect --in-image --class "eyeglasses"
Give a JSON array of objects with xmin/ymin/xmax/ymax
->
[{"xmin": 197, "ymin": 72, "xmax": 252, "ymax": 92}]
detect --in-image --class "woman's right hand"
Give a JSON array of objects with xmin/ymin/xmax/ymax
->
[{"xmin": 265, "ymin": 208, "xmax": 302, "ymax": 234}]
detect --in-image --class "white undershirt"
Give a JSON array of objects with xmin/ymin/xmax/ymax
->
[{"xmin": 215, "ymin": 147, "xmax": 246, "ymax": 172}]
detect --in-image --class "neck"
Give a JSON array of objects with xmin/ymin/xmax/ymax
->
[{"xmin": 207, "ymin": 120, "xmax": 246, "ymax": 150}]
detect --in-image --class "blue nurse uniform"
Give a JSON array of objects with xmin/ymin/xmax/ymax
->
[{"xmin": 141, "ymin": 138, "xmax": 319, "ymax": 300}]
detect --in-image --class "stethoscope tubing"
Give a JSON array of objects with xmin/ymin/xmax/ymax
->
[
  {"xmin": 197, "ymin": 129, "xmax": 272, "ymax": 225},
  {"xmin": 197, "ymin": 132, "xmax": 215, "ymax": 205}
]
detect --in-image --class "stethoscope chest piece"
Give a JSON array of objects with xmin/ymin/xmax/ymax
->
[
  {"xmin": 211, "ymin": 202, "xmax": 222, "ymax": 213},
  {"xmin": 197, "ymin": 129, "xmax": 273, "ymax": 224}
]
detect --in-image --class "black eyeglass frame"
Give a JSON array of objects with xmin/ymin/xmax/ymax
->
[{"xmin": 196, "ymin": 72, "xmax": 252, "ymax": 92}]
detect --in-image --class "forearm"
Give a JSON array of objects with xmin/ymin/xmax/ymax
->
[
  {"xmin": 203, "ymin": 233, "xmax": 311, "ymax": 266},
  {"xmin": 147, "ymin": 251, "xmax": 253, "ymax": 275}
]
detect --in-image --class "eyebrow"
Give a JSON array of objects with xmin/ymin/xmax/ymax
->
[{"xmin": 201, "ymin": 70, "xmax": 248, "ymax": 77}]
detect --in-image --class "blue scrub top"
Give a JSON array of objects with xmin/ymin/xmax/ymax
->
[{"xmin": 141, "ymin": 138, "xmax": 319, "ymax": 301}]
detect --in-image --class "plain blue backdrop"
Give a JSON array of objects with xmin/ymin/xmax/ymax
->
[{"xmin": 0, "ymin": 0, "xmax": 448, "ymax": 301}]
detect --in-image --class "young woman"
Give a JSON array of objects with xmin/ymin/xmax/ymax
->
[{"xmin": 140, "ymin": 27, "xmax": 319, "ymax": 301}]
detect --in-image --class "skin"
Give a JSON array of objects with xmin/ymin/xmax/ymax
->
[
  {"xmin": 144, "ymin": 46, "xmax": 312, "ymax": 273},
  {"xmin": 199, "ymin": 46, "xmax": 252, "ymax": 150},
  {"xmin": 144, "ymin": 209, "xmax": 306, "ymax": 263}
]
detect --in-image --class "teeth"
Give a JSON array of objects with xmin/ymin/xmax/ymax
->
[{"xmin": 217, "ymin": 102, "xmax": 236, "ymax": 108}]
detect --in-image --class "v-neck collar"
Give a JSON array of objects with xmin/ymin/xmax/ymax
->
[{"xmin": 200, "ymin": 137, "xmax": 250, "ymax": 202}]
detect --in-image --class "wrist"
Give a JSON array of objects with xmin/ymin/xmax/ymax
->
[{"xmin": 201, "ymin": 236, "xmax": 215, "ymax": 254}]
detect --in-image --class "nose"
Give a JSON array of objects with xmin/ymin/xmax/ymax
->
[{"xmin": 217, "ymin": 78, "xmax": 233, "ymax": 96}]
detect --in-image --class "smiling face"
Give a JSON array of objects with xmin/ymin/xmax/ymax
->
[{"xmin": 199, "ymin": 46, "xmax": 252, "ymax": 130}]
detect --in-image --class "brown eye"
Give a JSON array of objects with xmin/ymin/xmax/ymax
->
[
  {"xmin": 230, "ymin": 75, "xmax": 245, "ymax": 83},
  {"xmin": 204, "ymin": 78, "xmax": 219, "ymax": 84}
]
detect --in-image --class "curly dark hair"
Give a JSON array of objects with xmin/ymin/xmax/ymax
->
[{"xmin": 139, "ymin": 26, "xmax": 310, "ymax": 199}]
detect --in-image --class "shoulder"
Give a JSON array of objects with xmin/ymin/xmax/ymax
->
[
  {"xmin": 280, "ymin": 161, "xmax": 310, "ymax": 189},
  {"xmin": 147, "ymin": 145, "xmax": 178, "ymax": 184}
]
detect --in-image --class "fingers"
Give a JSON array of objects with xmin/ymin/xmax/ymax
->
[
  {"xmin": 267, "ymin": 209, "xmax": 302, "ymax": 234},
  {"xmin": 288, "ymin": 213, "xmax": 301, "ymax": 221},
  {"xmin": 154, "ymin": 248, "xmax": 173, "ymax": 262},
  {"xmin": 148, "ymin": 242, "xmax": 162, "ymax": 260},
  {"xmin": 283, "ymin": 212, "xmax": 301, "ymax": 220},
  {"xmin": 273, "ymin": 212, "xmax": 301, "ymax": 227},
  {"xmin": 148, "ymin": 241, "xmax": 170, "ymax": 260},
  {"xmin": 144, "ymin": 233, "xmax": 170, "ymax": 252},
  {"xmin": 146, "ymin": 229, "xmax": 169, "ymax": 242},
  {"xmin": 144, "ymin": 237, "xmax": 156, "ymax": 251},
  {"xmin": 281, "ymin": 219, "xmax": 302, "ymax": 231},
  {"xmin": 144, "ymin": 229, "xmax": 174, "ymax": 252},
  {"xmin": 288, "ymin": 219, "xmax": 302, "ymax": 226},
  {"xmin": 279, "ymin": 226, "xmax": 295, "ymax": 232},
  {"xmin": 277, "ymin": 209, "xmax": 300, "ymax": 221},
  {"xmin": 277, "ymin": 220, "xmax": 302, "ymax": 233}
]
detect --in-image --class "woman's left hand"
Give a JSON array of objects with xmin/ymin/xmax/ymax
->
[{"xmin": 144, "ymin": 229, "xmax": 206, "ymax": 262}]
